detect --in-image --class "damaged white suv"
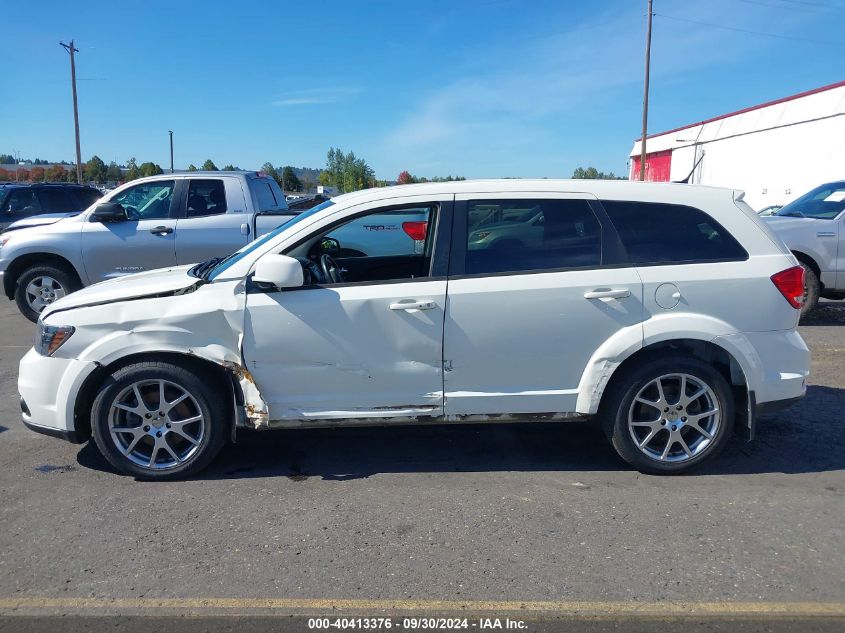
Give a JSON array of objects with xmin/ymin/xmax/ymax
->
[{"xmin": 19, "ymin": 180, "xmax": 810, "ymax": 479}]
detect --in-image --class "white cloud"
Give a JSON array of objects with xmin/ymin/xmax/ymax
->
[{"xmin": 271, "ymin": 86, "xmax": 361, "ymax": 107}]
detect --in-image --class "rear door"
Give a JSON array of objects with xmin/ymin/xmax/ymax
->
[
  {"xmin": 81, "ymin": 180, "xmax": 178, "ymax": 281},
  {"xmin": 443, "ymin": 192, "xmax": 645, "ymax": 417},
  {"xmin": 174, "ymin": 176, "xmax": 251, "ymax": 265}
]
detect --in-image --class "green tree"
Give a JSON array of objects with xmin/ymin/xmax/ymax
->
[
  {"xmin": 281, "ymin": 166, "xmax": 302, "ymax": 191},
  {"xmin": 320, "ymin": 147, "xmax": 375, "ymax": 194},
  {"xmin": 125, "ymin": 158, "xmax": 141, "ymax": 181},
  {"xmin": 572, "ymin": 166, "xmax": 624, "ymax": 180},
  {"xmin": 201, "ymin": 159, "xmax": 218, "ymax": 171},
  {"xmin": 186, "ymin": 164, "xmax": 198, "ymax": 172},
  {"xmin": 222, "ymin": 164, "xmax": 237, "ymax": 171},
  {"xmin": 84, "ymin": 155, "xmax": 107, "ymax": 183},
  {"xmin": 139, "ymin": 162, "xmax": 163, "ymax": 177},
  {"xmin": 105, "ymin": 161, "xmax": 122, "ymax": 182},
  {"xmin": 261, "ymin": 162, "xmax": 280, "ymax": 184}
]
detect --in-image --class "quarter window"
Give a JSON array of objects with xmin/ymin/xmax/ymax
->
[
  {"xmin": 187, "ymin": 180, "xmax": 227, "ymax": 217},
  {"xmin": 464, "ymin": 199, "xmax": 601, "ymax": 274},
  {"xmin": 601, "ymin": 200, "xmax": 747, "ymax": 264}
]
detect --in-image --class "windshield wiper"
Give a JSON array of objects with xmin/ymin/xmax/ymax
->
[{"xmin": 189, "ymin": 257, "xmax": 223, "ymax": 280}]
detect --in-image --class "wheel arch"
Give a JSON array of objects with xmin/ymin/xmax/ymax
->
[
  {"xmin": 72, "ymin": 351, "xmax": 243, "ymax": 443},
  {"xmin": 3, "ymin": 252, "xmax": 83, "ymax": 299},
  {"xmin": 791, "ymin": 250, "xmax": 822, "ymax": 288}
]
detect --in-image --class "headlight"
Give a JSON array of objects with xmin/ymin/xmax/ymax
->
[
  {"xmin": 0, "ymin": 234, "xmax": 13, "ymax": 250},
  {"xmin": 35, "ymin": 323, "xmax": 75, "ymax": 356}
]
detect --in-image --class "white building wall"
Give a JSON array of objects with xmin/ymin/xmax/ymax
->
[{"xmin": 631, "ymin": 82, "xmax": 845, "ymax": 210}]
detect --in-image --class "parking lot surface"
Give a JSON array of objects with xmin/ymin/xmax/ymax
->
[{"xmin": 0, "ymin": 300, "xmax": 843, "ymax": 624}]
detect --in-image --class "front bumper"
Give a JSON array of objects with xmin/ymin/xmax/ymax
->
[{"xmin": 18, "ymin": 348, "xmax": 98, "ymax": 441}]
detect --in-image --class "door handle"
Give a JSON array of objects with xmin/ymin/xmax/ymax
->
[
  {"xmin": 150, "ymin": 226, "xmax": 174, "ymax": 235},
  {"xmin": 389, "ymin": 300, "xmax": 436, "ymax": 311},
  {"xmin": 816, "ymin": 231, "xmax": 836, "ymax": 237},
  {"xmin": 583, "ymin": 288, "xmax": 631, "ymax": 300}
]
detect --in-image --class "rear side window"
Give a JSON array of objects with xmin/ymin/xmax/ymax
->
[
  {"xmin": 36, "ymin": 188, "xmax": 75, "ymax": 212},
  {"xmin": 255, "ymin": 181, "xmax": 279, "ymax": 211},
  {"xmin": 601, "ymin": 200, "xmax": 747, "ymax": 264},
  {"xmin": 187, "ymin": 179, "xmax": 227, "ymax": 217},
  {"xmin": 465, "ymin": 199, "xmax": 601, "ymax": 274}
]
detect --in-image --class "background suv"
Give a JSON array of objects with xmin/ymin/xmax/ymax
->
[{"xmin": 0, "ymin": 183, "xmax": 101, "ymax": 232}]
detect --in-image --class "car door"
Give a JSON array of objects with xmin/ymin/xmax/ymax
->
[
  {"xmin": 242, "ymin": 196, "xmax": 452, "ymax": 422},
  {"xmin": 443, "ymin": 192, "xmax": 645, "ymax": 417},
  {"xmin": 174, "ymin": 177, "xmax": 252, "ymax": 265},
  {"xmin": 81, "ymin": 180, "xmax": 178, "ymax": 282}
]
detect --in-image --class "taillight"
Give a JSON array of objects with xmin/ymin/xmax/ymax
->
[
  {"xmin": 402, "ymin": 221, "xmax": 428, "ymax": 241},
  {"xmin": 771, "ymin": 265, "xmax": 805, "ymax": 309}
]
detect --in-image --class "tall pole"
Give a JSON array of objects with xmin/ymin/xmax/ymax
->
[
  {"xmin": 169, "ymin": 130, "xmax": 174, "ymax": 173},
  {"xmin": 60, "ymin": 40, "xmax": 82, "ymax": 184},
  {"xmin": 639, "ymin": 0, "xmax": 653, "ymax": 181}
]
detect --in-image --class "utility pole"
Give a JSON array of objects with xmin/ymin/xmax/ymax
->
[
  {"xmin": 639, "ymin": 0, "xmax": 653, "ymax": 181},
  {"xmin": 168, "ymin": 130, "xmax": 174, "ymax": 173},
  {"xmin": 60, "ymin": 40, "xmax": 83, "ymax": 184}
]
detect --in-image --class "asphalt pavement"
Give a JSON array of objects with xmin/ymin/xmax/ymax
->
[{"xmin": 0, "ymin": 299, "xmax": 842, "ymax": 632}]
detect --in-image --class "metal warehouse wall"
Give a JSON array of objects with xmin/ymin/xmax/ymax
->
[{"xmin": 672, "ymin": 115, "xmax": 845, "ymax": 209}]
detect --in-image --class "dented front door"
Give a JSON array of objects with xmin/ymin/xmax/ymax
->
[{"xmin": 242, "ymin": 279, "xmax": 447, "ymax": 423}]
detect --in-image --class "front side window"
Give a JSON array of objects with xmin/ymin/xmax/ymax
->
[
  {"xmin": 324, "ymin": 206, "xmax": 432, "ymax": 258},
  {"xmin": 110, "ymin": 181, "xmax": 175, "ymax": 220},
  {"xmin": 775, "ymin": 182, "xmax": 845, "ymax": 219},
  {"xmin": 187, "ymin": 179, "xmax": 227, "ymax": 217},
  {"xmin": 3, "ymin": 190, "xmax": 42, "ymax": 218},
  {"xmin": 601, "ymin": 200, "xmax": 747, "ymax": 264},
  {"xmin": 464, "ymin": 199, "xmax": 601, "ymax": 275}
]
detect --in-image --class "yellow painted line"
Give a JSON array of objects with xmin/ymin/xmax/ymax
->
[{"xmin": 0, "ymin": 597, "xmax": 843, "ymax": 617}]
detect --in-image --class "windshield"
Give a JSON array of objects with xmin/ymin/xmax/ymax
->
[
  {"xmin": 206, "ymin": 199, "xmax": 335, "ymax": 280},
  {"xmin": 775, "ymin": 182, "xmax": 845, "ymax": 219}
]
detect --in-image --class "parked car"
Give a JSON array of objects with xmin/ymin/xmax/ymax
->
[
  {"xmin": 762, "ymin": 180, "xmax": 845, "ymax": 314},
  {"xmin": 0, "ymin": 183, "xmax": 101, "ymax": 232},
  {"xmin": 757, "ymin": 205, "xmax": 782, "ymax": 217},
  {"xmin": 0, "ymin": 172, "xmax": 294, "ymax": 321},
  {"xmin": 19, "ymin": 179, "xmax": 809, "ymax": 479}
]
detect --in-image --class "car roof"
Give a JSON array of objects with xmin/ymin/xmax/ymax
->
[
  {"xmin": 328, "ymin": 178, "xmax": 741, "ymax": 207},
  {"xmin": 0, "ymin": 183, "xmax": 97, "ymax": 189}
]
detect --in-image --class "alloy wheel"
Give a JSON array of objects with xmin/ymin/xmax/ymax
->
[
  {"xmin": 25, "ymin": 276, "xmax": 66, "ymax": 312},
  {"xmin": 627, "ymin": 373, "xmax": 720, "ymax": 463},
  {"xmin": 107, "ymin": 379, "xmax": 206, "ymax": 470}
]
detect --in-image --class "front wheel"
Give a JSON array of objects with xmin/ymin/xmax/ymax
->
[
  {"xmin": 601, "ymin": 355, "xmax": 734, "ymax": 474},
  {"xmin": 91, "ymin": 362, "xmax": 227, "ymax": 480},
  {"xmin": 15, "ymin": 264, "xmax": 79, "ymax": 322}
]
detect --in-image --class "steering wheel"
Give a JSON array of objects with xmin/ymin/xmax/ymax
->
[{"xmin": 319, "ymin": 254, "xmax": 345, "ymax": 284}]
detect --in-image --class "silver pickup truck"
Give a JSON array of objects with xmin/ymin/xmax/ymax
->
[{"xmin": 0, "ymin": 172, "xmax": 296, "ymax": 321}]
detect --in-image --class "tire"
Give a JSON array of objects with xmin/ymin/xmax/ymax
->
[
  {"xmin": 799, "ymin": 262, "xmax": 820, "ymax": 317},
  {"xmin": 600, "ymin": 354, "xmax": 735, "ymax": 475},
  {"xmin": 14, "ymin": 264, "xmax": 80, "ymax": 323},
  {"xmin": 91, "ymin": 361, "xmax": 228, "ymax": 480}
]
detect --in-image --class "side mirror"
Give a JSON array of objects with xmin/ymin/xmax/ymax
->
[
  {"xmin": 319, "ymin": 237, "xmax": 340, "ymax": 254},
  {"xmin": 91, "ymin": 202, "xmax": 127, "ymax": 223},
  {"xmin": 253, "ymin": 254, "xmax": 304, "ymax": 289}
]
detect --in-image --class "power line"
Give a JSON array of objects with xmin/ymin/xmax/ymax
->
[
  {"xmin": 654, "ymin": 13, "xmax": 843, "ymax": 45},
  {"xmin": 738, "ymin": 0, "xmax": 845, "ymax": 12}
]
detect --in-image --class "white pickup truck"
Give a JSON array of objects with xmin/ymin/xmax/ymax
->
[
  {"xmin": 0, "ymin": 172, "xmax": 296, "ymax": 321},
  {"xmin": 762, "ymin": 180, "xmax": 845, "ymax": 314}
]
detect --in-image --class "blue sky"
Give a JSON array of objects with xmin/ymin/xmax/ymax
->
[{"xmin": 2, "ymin": 0, "xmax": 842, "ymax": 179}]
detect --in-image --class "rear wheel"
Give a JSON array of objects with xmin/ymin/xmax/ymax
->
[
  {"xmin": 91, "ymin": 362, "xmax": 227, "ymax": 480},
  {"xmin": 799, "ymin": 262, "xmax": 819, "ymax": 317},
  {"xmin": 601, "ymin": 355, "xmax": 734, "ymax": 474},
  {"xmin": 15, "ymin": 264, "xmax": 79, "ymax": 322}
]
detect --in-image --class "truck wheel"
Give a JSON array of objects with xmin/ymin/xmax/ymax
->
[
  {"xmin": 14, "ymin": 264, "xmax": 80, "ymax": 323},
  {"xmin": 799, "ymin": 263, "xmax": 819, "ymax": 317},
  {"xmin": 91, "ymin": 361, "xmax": 227, "ymax": 480},
  {"xmin": 600, "ymin": 355, "xmax": 734, "ymax": 475}
]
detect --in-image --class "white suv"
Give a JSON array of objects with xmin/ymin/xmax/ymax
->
[{"xmin": 18, "ymin": 180, "xmax": 810, "ymax": 479}]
